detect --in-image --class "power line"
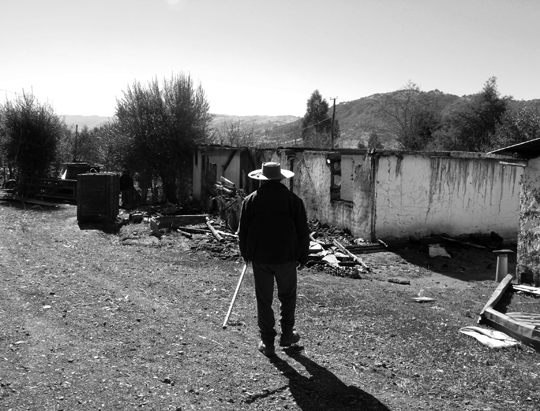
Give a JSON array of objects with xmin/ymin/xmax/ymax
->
[
  {"xmin": 0, "ymin": 88, "xmax": 19, "ymax": 95},
  {"xmin": 278, "ymin": 116, "xmax": 331, "ymax": 138}
]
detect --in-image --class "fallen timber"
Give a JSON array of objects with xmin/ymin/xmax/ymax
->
[
  {"xmin": 333, "ymin": 239, "xmax": 370, "ymax": 271},
  {"xmin": 155, "ymin": 214, "xmax": 208, "ymax": 228},
  {"xmin": 478, "ymin": 274, "xmax": 540, "ymax": 351},
  {"xmin": 206, "ymin": 220, "xmax": 224, "ymax": 242}
]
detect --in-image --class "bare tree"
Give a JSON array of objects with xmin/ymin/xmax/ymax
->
[
  {"xmin": 210, "ymin": 119, "xmax": 256, "ymax": 147},
  {"xmin": 374, "ymin": 81, "xmax": 440, "ymax": 150}
]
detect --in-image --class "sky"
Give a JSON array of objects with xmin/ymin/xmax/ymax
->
[{"xmin": 1, "ymin": 0, "xmax": 539, "ymax": 118}]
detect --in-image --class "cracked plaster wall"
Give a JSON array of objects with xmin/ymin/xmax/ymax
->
[
  {"xmin": 194, "ymin": 146, "xmax": 522, "ymax": 243},
  {"xmin": 273, "ymin": 151, "xmax": 373, "ymax": 239},
  {"xmin": 267, "ymin": 150, "xmax": 521, "ymax": 241},
  {"xmin": 375, "ymin": 154, "xmax": 521, "ymax": 240},
  {"xmin": 517, "ymin": 156, "xmax": 540, "ymax": 284}
]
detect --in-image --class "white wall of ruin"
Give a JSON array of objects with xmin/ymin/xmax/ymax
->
[
  {"xmin": 374, "ymin": 154, "xmax": 522, "ymax": 240},
  {"xmin": 517, "ymin": 156, "xmax": 540, "ymax": 283},
  {"xmin": 195, "ymin": 146, "xmax": 522, "ymax": 242}
]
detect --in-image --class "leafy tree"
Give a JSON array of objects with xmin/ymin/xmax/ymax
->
[
  {"xmin": 0, "ymin": 107, "xmax": 7, "ymax": 182},
  {"xmin": 301, "ymin": 90, "xmax": 333, "ymax": 148},
  {"xmin": 115, "ymin": 73, "xmax": 211, "ymax": 204},
  {"xmin": 73, "ymin": 126, "xmax": 98, "ymax": 163},
  {"xmin": 374, "ymin": 81, "xmax": 441, "ymax": 150},
  {"xmin": 88, "ymin": 120, "xmax": 125, "ymax": 172},
  {"xmin": 0, "ymin": 91, "xmax": 64, "ymax": 190},
  {"xmin": 367, "ymin": 131, "xmax": 384, "ymax": 150},
  {"xmin": 492, "ymin": 101, "xmax": 540, "ymax": 149},
  {"xmin": 50, "ymin": 122, "xmax": 75, "ymax": 177},
  {"xmin": 433, "ymin": 77, "xmax": 509, "ymax": 152}
]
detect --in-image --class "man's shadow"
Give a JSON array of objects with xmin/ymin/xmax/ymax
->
[{"xmin": 266, "ymin": 348, "xmax": 392, "ymax": 411}]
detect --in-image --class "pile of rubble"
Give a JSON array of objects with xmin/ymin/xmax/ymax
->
[
  {"xmin": 208, "ymin": 176, "xmax": 245, "ymax": 232},
  {"xmin": 115, "ymin": 183, "xmax": 389, "ymax": 278},
  {"xmin": 127, "ymin": 210, "xmax": 382, "ymax": 277}
]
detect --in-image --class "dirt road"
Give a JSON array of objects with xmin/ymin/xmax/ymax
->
[{"xmin": 0, "ymin": 201, "xmax": 537, "ymax": 410}]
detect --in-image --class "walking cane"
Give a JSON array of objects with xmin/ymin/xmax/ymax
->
[{"xmin": 222, "ymin": 263, "xmax": 248, "ymax": 329}]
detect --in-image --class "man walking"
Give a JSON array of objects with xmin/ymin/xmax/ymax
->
[{"xmin": 238, "ymin": 162, "xmax": 310, "ymax": 357}]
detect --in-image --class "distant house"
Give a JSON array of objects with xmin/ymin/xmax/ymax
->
[
  {"xmin": 490, "ymin": 138, "xmax": 540, "ymax": 284},
  {"xmin": 194, "ymin": 145, "xmax": 522, "ymax": 244}
]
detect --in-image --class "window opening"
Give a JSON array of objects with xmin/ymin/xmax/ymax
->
[{"xmin": 329, "ymin": 158, "xmax": 341, "ymax": 201}]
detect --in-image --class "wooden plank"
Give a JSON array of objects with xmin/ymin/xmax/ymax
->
[
  {"xmin": 309, "ymin": 233, "xmax": 326, "ymax": 246},
  {"xmin": 179, "ymin": 227, "xmax": 211, "ymax": 235},
  {"xmin": 346, "ymin": 245, "xmax": 385, "ymax": 254},
  {"xmin": 177, "ymin": 229, "xmax": 193, "ymax": 239},
  {"xmin": 17, "ymin": 198, "xmax": 59, "ymax": 207},
  {"xmin": 333, "ymin": 239, "xmax": 369, "ymax": 270},
  {"xmin": 479, "ymin": 274, "xmax": 514, "ymax": 317},
  {"xmin": 513, "ymin": 284, "xmax": 540, "ymax": 296},
  {"xmin": 442, "ymin": 236, "xmax": 486, "ymax": 249},
  {"xmin": 481, "ymin": 307, "xmax": 540, "ymax": 350},
  {"xmin": 506, "ymin": 312, "xmax": 540, "ymax": 326},
  {"xmin": 216, "ymin": 230, "xmax": 238, "ymax": 239},
  {"xmin": 155, "ymin": 215, "xmax": 208, "ymax": 228},
  {"xmin": 206, "ymin": 220, "xmax": 224, "ymax": 242}
]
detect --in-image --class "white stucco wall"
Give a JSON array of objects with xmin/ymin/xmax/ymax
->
[
  {"xmin": 195, "ymin": 146, "xmax": 522, "ymax": 243},
  {"xmin": 288, "ymin": 151, "xmax": 331, "ymax": 221},
  {"xmin": 192, "ymin": 151, "xmax": 203, "ymax": 200},
  {"xmin": 517, "ymin": 157, "xmax": 540, "ymax": 283},
  {"xmin": 375, "ymin": 154, "xmax": 522, "ymax": 240},
  {"xmin": 340, "ymin": 156, "xmax": 354, "ymax": 202},
  {"xmin": 285, "ymin": 151, "xmax": 372, "ymax": 238},
  {"xmin": 351, "ymin": 153, "xmax": 373, "ymax": 240}
]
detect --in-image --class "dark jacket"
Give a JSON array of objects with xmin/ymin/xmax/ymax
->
[{"xmin": 238, "ymin": 181, "xmax": 310, "ymax": 265}]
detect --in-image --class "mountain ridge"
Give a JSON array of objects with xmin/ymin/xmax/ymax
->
[{"xmin": 63, "ymin": 90, "xmax": 540, "ymax": 149}]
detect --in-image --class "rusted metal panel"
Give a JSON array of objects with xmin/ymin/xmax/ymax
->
[{"xmin": 77, "ymin": 173, "xmax": 119, "ymax": 223}]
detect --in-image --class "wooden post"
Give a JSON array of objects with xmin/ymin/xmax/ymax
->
[
  {"xmin": 493, "ymin": 249, "xmax": 514, "ymax": 282},
  {"xmin": 330, "ymin": 97, "xmax": 337, "ymax": 149}
]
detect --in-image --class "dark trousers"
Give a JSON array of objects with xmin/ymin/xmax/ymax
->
[{"xmin": 252, "ymin": 261, "xmax": 297, "ymax": 345}]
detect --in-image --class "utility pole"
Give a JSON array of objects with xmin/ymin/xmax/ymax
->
[
  {"xmin": 73, "ymin": 125, "xmax": 78, "ymax": 162},
  {"xmin": 330, "ymin": 97, "xmax": 337, "ymax": 149}
]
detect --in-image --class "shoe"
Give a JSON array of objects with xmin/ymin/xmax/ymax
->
[
  {"xmin": 257, "ymin": 341, "xmax": 276, "ymax": 357},
  {"xmin": 279, "ymin": 330, "xmax": 301, "ymax": 347}
]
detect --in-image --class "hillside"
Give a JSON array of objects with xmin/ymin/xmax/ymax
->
[
  {"xmin": 331, "ymin": 90, "xmax": 461, "ymax": 149},
  {"xmin": 63, "ymin": 115, "xmax": 111, "ymax": 129},
  {"xmin": 62, "ymin": 114, "xmax": 301, "ymax": 141},
  {"xmin": 258, "ymin": 90, "xmax": 462, "ymax": 149},
  {"xmin": 209, "ymin": 114, "xmax": 300, "ymax": 135},
  {"xmin": 62, "ymin": 92, "xmax": 539, "ymax": 149}
]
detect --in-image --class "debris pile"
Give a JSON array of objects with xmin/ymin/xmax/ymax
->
[
  {"xmin": 209, "ymin": 176, "xmax": 245, "ymax": 232},
  {"xmin": 117, "ymin": 204, "xmax": 390, "ymax": 278},
  {"xmin": 303, "ymin": 220, "xmax": 384, "ymax": 279}
]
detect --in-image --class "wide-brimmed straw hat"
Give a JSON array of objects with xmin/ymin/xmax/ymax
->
[{"xmin": 248, "ymin": 162, "xmax": 294, "ymax": 180}]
